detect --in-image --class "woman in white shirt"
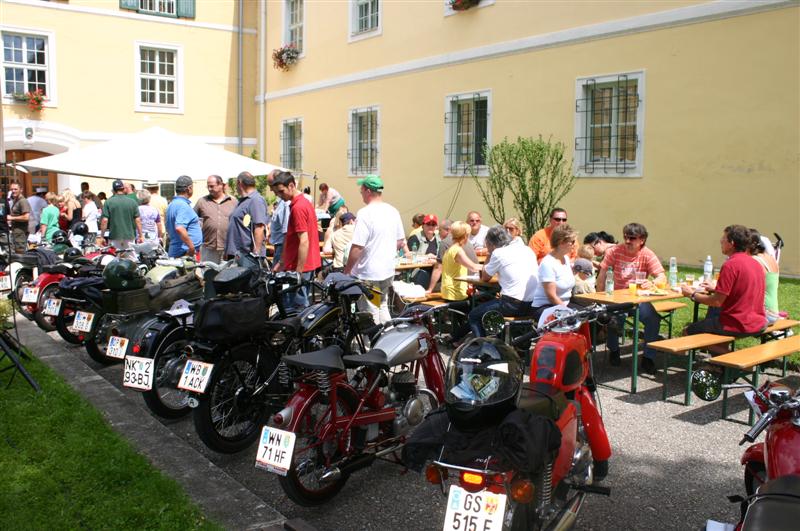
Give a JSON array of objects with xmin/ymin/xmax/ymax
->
[{"xmin": 531, "ymin": 225, "xmax": 578, "ymax": 319}]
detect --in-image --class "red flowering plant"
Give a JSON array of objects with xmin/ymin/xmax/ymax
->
[
  {"xmin": 17, "ymin": 88, "xmax": 46, "ymax": 111},
  {"xmin": 272, "ymin": 44, "xmax": 300, "ymax": 71},
  {"xmin": 450, "ymin": 0, "xmax": 481, "ymax": 11}
]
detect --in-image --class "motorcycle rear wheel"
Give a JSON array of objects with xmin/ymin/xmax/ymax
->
[
  {"xmin": 278, "ymin": 390, "xmax": 357, "ymax": 506},
  {"xmin": 193, "ymin": 345, "xmax": 280, "ymax": 454},
  {"xmin": 33, "ymin": 283, "xmax": 59, "ymax": 332},
  {"xmin": 14, "ymin": 270, "xmax": 34, "ymax": 319},
  {"xmin": 142, "ymin": 326, "xmax": 191, "ymax": 419},
  {"xmin": 55, "ymin": 304, "xmax": 83, "ymax": 344}
]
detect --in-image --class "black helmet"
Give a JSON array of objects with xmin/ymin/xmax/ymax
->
[
  {"xmin": 72, "ymin": 222, "xmax": 89, "ymax": 236},
  {"xmin": 103, "ymin": 258, "xmax": 146, "ymax": 291},
  {"xmin": 445, "ymin": 338, "xmax": 523, "ymax": 431},
  {"xmin": 63, "ymin": 247, "xmax": 83, "ymax": 262},
  {"xmin": 51, "ymin": 230, "xmax": 68, "ymax": 244}
]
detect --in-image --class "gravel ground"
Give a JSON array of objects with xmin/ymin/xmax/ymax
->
[{"xmin": 52, "ymin": 331, "xmax": 797, "ymax": 531}]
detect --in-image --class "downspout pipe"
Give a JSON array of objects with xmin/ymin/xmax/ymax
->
[
  {"xmin": 259, "ymin": 0, "xmax": 266, "ymax": 160},
  {"xmin": 237, "ymin": 0, "xmax": 244, "ymax": 154}
]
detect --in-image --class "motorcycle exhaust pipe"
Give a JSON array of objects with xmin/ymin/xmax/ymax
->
[
  {"xmin": 550, "ymin": 492, "xmax": 586, "ymax": 531},
  {"xmin": 321, "ymin": 443, "xmax": 403, "ymax": 482}
]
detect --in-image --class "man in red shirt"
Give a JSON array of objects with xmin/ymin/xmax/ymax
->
[
  {"xmin": 271, "ymin": 171, "xmax": 321, "ymax": 310},
  {"xmin": 682, "ymin": 225, "xmax": 766, "ymax": 337}
]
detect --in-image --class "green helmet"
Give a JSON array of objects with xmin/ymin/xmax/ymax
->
[{"xmin": 103, "ymin": 258, "xmax": 146, "ymax": 291}]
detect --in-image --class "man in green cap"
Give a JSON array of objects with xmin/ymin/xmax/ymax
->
[{"xmin": 344, "ymin": 175, "xmax": 406, "ymax": 324}]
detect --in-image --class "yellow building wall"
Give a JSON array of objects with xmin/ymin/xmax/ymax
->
[{"xmin": 264, "ymin": 6, "xmax": 800, "ymax": 274}]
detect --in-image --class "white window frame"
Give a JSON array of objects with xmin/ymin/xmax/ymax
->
[
  {"xmin": 283, "ymin": 0, "xmax": 306, "ymax": 57},
  {"xmin": 348, "ymin": 0, "xmax": 382, "ymax": 43},
  {"xmin": 138, "ymin": 0, "xmax": 176, "ymax": 17},
  {"xmin": 443, "ymin": 0, "xmax": 495, "ymax": 17},
  {"xmin": 281, "ymin": 117, "xmax": 303, "ymax": 172},
  {"xmin": 134, "ymin": 41, "xmax": 184, "ymax": 115},
  {"xmin": 574, "ymin": 71, "xmax": 645, "ymax": 178},
  {"xmin": 347, "ymin": 105, "xmax": 380, "ymax": 177},
  {"xmin": 0, "ymin": 25, "xmax": 58, "ymax": 107},
  {"xmin": 443, "ymin": 89, "xmax": 491, "ymax": 177}
]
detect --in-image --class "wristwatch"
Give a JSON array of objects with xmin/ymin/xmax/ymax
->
[{"xmin": 690, "ymin": 291, "xmax": 698, "ymax": 302}]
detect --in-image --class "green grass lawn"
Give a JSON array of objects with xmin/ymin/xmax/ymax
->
[
  {"xmin": 0, "ymin": 352, "xmax": 220, "ymax": 530},
  {"xmin": 665, "ymin": 267, "xmax": 800, "ymax": 365}
]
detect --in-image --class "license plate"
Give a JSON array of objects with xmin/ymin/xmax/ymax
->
[
  {"xmin": 0, "ymin": 275, "xmax": 11, "ymax": 291},
  {"xmin": 123, "ymin": 355, "xmax": 154, "ymax": 391},
  {"xmin": 254, "ymin": 426, "xmax": 296, "ymax": 476},
  {"xmin": 177, "ymin": 359, "xmax": 213, "ymax": 393},
  {"xmin": 42, "ymin": 298, "xmax": 62, "ymax": 316},
  {"xmin": 73, "ymin": 311, "xmax": 96, "ymax": 332},
  {"xmin": 443, "ymin": 485, "xmax": 507, "ymax": 531},
  {"xmin": 21, "ymin": 286, "xmax": 39, "ymax": 303},
  {"xmin": 106, "ymin": 336, "xmax": 129, "ymax": 359}
]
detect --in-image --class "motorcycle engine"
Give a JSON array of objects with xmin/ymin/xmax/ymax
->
[
  {"xmin": 389, "ymin": 370, "xmax": 425, "ymax": 437},
  {"xmin": 389, "ymin": 370, "xmax": 416, "ymax": 401}
]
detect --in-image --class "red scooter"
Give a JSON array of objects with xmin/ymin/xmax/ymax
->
[{"xmin": 410, "ymin": 303, "xmax": 628, "ymax": 530}]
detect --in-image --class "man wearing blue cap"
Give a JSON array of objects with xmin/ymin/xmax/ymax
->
[
  {"xmin": 344, "ymin": 175, "xmax": 405, "ymax": 323},
  {"xmin": 165, "ymin": 175, "xmax": 202, "ymax": 258}
]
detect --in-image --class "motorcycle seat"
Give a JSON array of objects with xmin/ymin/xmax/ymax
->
[
  {"xmin": 342, "ymin": 349, "xmax": 389, "ymax": 370},
  {"xmin": 518, "ymin": 382, "xmax": 568, "ymax": 421},
  {"xmin": 742, "ymin": 474, "xmax": 800, "ymax": 531},
  {"xmin": 283, "ymin": 345, "xmax": 345, "ymax": 373},
  {"xmin": 263, "ymin": 316, "xmax": 302, "ymax": 335},
  {"xmin": 41, "ymin": 263, "xmax": 76, "ymax": 275}
]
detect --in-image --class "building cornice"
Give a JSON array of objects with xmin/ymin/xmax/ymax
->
[
  {"xmin": 2, "ymin": 0, "xmax": 257, "ymax": 34},
  {"xmin": 261, "ymin": 0, "xmax": 794, "ymax": 102}
]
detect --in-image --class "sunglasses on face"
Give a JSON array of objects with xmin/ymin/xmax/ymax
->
[
  {"xmin": 624, "ymin": 235, "xmax": 640, "ymax": 241},
  {"xmin": 552, "ymin": 217, "xmax": 567, "ymax": 222}
]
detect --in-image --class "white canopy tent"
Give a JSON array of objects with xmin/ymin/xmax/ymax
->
[{"xmin": 16, "ymin": 127, "xmax": 284, "ymax": 182}]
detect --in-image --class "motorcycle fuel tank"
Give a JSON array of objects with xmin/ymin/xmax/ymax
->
[{"xmin": 372, "ymin": 324, "xmax": 430, "ymax": 366}]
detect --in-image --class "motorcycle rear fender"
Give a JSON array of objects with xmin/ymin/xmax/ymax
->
[
  {"xmin": 741, "ymin": 443, "xmax": 764, "ymax": 467},
  {"xmin": 33, "ymin": 272, "xmax": 63, "ymax": 289},
  {"xmin": 284, "ymin": 382, "xmax": 360, "ymax": 435},
  {"xmin": 576, "ymin": 386, "xmax": 612, "ymax": 462}
]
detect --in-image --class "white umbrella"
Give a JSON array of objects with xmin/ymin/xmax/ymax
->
[{"xmin": 16, "ymin": 126, "xmax": 284, "ymax": 181}]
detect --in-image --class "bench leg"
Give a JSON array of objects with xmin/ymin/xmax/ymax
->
[
  {"xmin": 782, "ymin": 355, "xmax": 788, "ymax": 378},
  {"xmin": 721, "ymin": 367, "xmax": 730, "ymax": 420},
  {"xmin": 685, "ymin": 350, "xmax": 694, "ymax": 406},
  {"xmin": 749, "ymin": 369, "xmax": 760, "ymax": 426},
  {"xmin": 667, "ymin": 312, "xmax": 674, "ymax": 338},
  {"xmin": 662, "ymin": 353, "xmax": 669, "ymax": 401}
]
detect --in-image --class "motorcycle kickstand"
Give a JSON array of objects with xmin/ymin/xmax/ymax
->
[{"xmin": 573, "ymin": 484, "xmax": 611, "ymax": 496}]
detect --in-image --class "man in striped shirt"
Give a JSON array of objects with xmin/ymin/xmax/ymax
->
[{"xmin": 596, "ymin": 222, "xmax": 666, "ymax": 374}]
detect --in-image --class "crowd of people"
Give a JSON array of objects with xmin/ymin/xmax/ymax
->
[{"xmin": 3, "ymin": 175, "xmax": 781, "ymax": 371}]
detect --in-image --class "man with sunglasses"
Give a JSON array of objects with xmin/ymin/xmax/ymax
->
[
  {"xmin": 596, "ymin": 222, "xmax": 666, "ymax": 373},
  {"xmin": 528, "ymin": 207, "xmax": 577, "ymax": 263}
]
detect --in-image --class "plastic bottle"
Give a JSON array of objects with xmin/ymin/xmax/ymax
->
[
  {"xmin": 703, "ymin": 255, "xmax": 713, "ymax": 282},
  {"xmin": 605, "ymin": 267, "xmax": 615, "ymax": 295},
  {"xmin": 669, "ymin": 257, "xmax": 678, "ymax": 289}
]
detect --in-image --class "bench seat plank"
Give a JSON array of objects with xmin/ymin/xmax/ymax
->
[
  {"xmin": 649, "ymin": 333, "xmax": 733, "ymax": 354},
  {"xmin": 710, "ymin": 335, "xmax": 800, "ymax": 370},
  {"xmin": 763, "ymin": 319, "xmax": 800, "ymax": 334},
  {"xmin": 653, "ymin": 301, "xmax": 688, "ymax": 313}
]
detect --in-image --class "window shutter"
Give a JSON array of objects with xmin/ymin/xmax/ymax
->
[
  {"xmin": 119, "ymin": 0, "xmax": 138, "ymax": 10},
  {"xmin": 176, "ymin": 0, "xmax": 196, "ymax": 18}
]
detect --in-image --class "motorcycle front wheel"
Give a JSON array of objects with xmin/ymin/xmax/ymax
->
[
  {"xmin": 278, "ymin": 389, "xmax": 357, "ymax": 507},
  {"xmin": 193, "ymin": 345, "xmax": 279, "ymax": 454},
  {"xmin": 142, "ymin": 326, "xmax": 191, "ymax": 419},
  {"xmin": 55, "ymin": 303, "xmax": 82, "ymax": 344},
  {"xmin": 33, "ymin": 283, "xmax": 59, "ymax": 332}
]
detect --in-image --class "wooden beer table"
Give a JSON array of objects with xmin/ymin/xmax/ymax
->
[{"xmin": 573, "ymin": 289, "xmax": 685, "ymax": 394}]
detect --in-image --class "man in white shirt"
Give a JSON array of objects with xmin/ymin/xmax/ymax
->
[
  {"xmin": 344, "ymin": 175, "xmax": 405, "ymax": 323},
  {"xmin": 466, "ymin": 210, "xmax": 489, "ymax": 250},
  {"xmin": 468, "ymin": 225, "xmax": 539, "ymax": 337}
]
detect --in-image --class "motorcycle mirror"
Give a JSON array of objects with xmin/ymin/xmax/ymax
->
[
  {"xmin": 481, "ymin": 310, "xmax": 505, "ymax": 337},
  {"xmin": 691, "ymin": 369, "xmax": 723, "ymax": 402}
]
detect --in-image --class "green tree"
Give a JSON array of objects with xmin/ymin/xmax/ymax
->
[
  {"xmin": 227, "ymin": 149, "xmax": 276, "ymax": 204},
  {"xmin": 473, "ymin": 136, "xmax": 576, "ymax": 239}
]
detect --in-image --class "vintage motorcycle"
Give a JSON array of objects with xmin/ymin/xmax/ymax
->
[
  {"xmin": 407, "ymin": 303, "xmax": 628, "ymax": 530},
  {"xmin": 258, "ymin": 301, "xmax": 447, "ymax": 506}
]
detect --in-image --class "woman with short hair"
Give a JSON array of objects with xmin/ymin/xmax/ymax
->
[
  {"xmin": 531, "ymin": 225, "xmax": 578, "ymax": 318},
  {"xmin": 137, "ymin": 189, "xmax": 163, "ymax": 242}
]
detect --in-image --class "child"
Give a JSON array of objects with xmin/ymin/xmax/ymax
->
[{"xmin": 572, "ymin": 258, "xmax": 596, "ymax": 295}]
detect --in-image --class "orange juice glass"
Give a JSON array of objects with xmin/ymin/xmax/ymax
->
[{"xmin": 628, "ymin": 282, "xmax": 638, "ymax": 295}]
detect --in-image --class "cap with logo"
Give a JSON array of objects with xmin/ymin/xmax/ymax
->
[
  {"xmin": 112, "ymin": 179, "xmax": 125, "ymax": 192},
  {"xmin": 572, "ymin": 258, "xmax": 594, "ymax": 276},
  {"xmin": 423, "ymin": 214, "xmax": 438, "ymax": 225},
  {"xmin": 356, "ymin": 174, "xmax": 384, "ymax": 192}
]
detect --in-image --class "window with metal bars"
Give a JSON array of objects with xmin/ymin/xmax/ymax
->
[
  {"xmin": 353, "ymin": 0, "xmax": 380, "ymax": 35},
  {"xmin": 444, "ymin": 92, "xmax": 489, "ymax": 174},
  {"xmin": 575, "ymin": 73, "xmax": 643, "ymax": 176},
  {"xmin": 281, "ymin": 119, "xmax": 303, "ymax": 171},
  {"xmin": 348, "ymin": 107, "xmax": 379, "ymax": 175},
  {"xmin": 2, "ymin": 32, "xmax": 48, "ymax": 98},
  {"xmin": 138, "ymin": 46, "xmax": 176, "ymax": 107},
  {"xmin": 138, "ymin": 0, "xmax": 175, "ymax": 15},
  {"xmin": 286, "ymin": 0, "xmax": 304, "ymax": 53}
]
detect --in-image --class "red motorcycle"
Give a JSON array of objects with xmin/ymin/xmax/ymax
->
[
  {"xmin": 409, "ymin": 303, "xmax": 628, "ymax": 530},
  {"xmin": 700, "ymin": 381, "xmax": 800, "ymax": 531},
  {"xmin": 255, "ymin": 302, "xmax": 447, "ymax": 506}
]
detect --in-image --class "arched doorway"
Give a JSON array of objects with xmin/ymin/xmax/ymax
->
[{"xmin": 1, "ymin": 149, "xmax": 57, "ymax": 196}]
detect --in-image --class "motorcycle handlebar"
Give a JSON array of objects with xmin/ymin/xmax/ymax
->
[{"xmin": 741, "ymin": 408, "xmax": 777, "ymax": 445}]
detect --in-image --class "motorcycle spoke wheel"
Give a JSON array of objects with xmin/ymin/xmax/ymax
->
[
  {"xmin": 142, "ymin": 331, "xmax": 191, "ymax": 419},
  {"xmin": 14, "ymin": 272, "xmax": 34, "ymax": 319},
  {"xmin": 278, "ymin": 392, "xmax": 355, "ymax": 506},
  {"xmin": 55, "ymin": 305, "xmax": 82, "ymax": 344},
  {"xmin": 33, "ymin": 284, "xmax": 59, "ymax": 332}
]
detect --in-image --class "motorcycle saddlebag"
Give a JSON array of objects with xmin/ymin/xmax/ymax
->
[
  {"xmin": 102, "ymin": 287, "xmax": 151, "ymax": 314},
  {"xmin": 58, "ymin": 276, "xmax": 106, "ymax": 306},
  {"xmin": 212, "ymin": 266, "xmax": 254, "ymax": 296},
  {"xmin": 193, "ymin": 295, "xmax": 267, "ymax": 342},
  {"xmin": 146, "ymin": 275, "xmax": 204, "ymax": 312}
]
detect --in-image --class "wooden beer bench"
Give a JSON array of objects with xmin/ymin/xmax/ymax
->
[
  {"xmin": 652, "ymin": 300, "xmax": 688, "ymax": 338},
  {"xmin": 758, "ymin": 319, "xmax": 800, "ymax": 342},
  {"xmin": 709, "ymin": 335, "xmax": 800, "ymax": 424},
  {"xmin": 649, "ymin": 334, "xmax": 735, "ymax": 405}
]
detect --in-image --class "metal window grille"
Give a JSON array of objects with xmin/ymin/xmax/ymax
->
[
  {"xmin": 138, "ymin": 0, "xmax": 176, "ymax": 15},
  {"xmin": 2, "ymin": 33, "xmax": 48, "ymax": 96},
  {"xmin": 444, "ymin": 94, "xmax": 488, "ymax": 173},
  {"xmin": 288, "ymin": 0, "xmax": 304, "ymax": 53},
  {"xmin": 139, "ymin": 47, "xmax": 176, "ymax": 106},
  {"xmin": 355, "ymin": 0, "xmax": 379, "ymax": 34},
  {"xmin": 575, "ymin": 75, "xmax": 639, "ymax": 174},
  {"xmin": 348, "ymin": 108, "xmax": 378, "ymax": 175},
  {"xmin": 160, "ymin": 183, "xmax": 176, "ymax": 202},
  {"xmin": 280, "ymin": 119, "xmax": 303, "ymax": 171}
]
